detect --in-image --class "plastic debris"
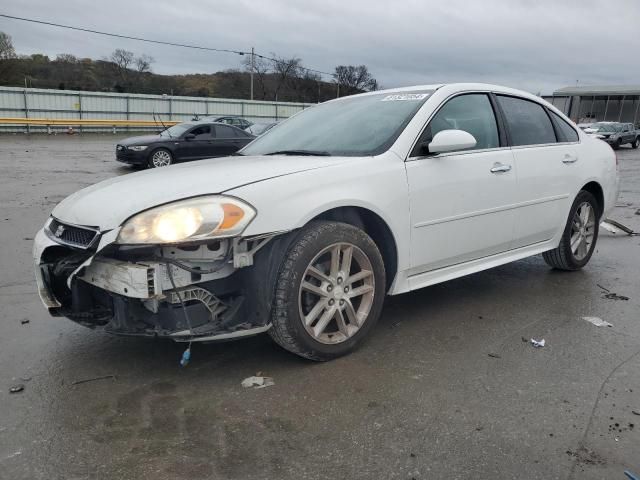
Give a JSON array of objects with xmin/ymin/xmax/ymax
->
[
  {"xmin": 180, "ymin": 346, "xmax": 191, "ymax": 367},
  {"xmin": 624, "ymin": 471, "xmax": 639, "ymax": 480},
  {"xmin": 631, "ymin": 410, "xmax": 640, "ymax": 416},
  {"xmin": 600, "ymin": 219, "xmax": 638, "ymax": 236},
  {"xmin": 241, "ymin": 376, "xmax": 275, "ymax": 389},
  {"xmin": 9, "ymin": 384, "xmax": 24, "ymax": 394},
  {"xmin": 603, "ymin": 292, "xmax": 629, "ymax": 301},
  {"xmin": 20, "ymin": 319, "xmax": 29, "ymax": 325},
  {"xmin": 487, "ymin": 353, "xmax": 501, "ymax": 358},
  {"xmin": 582, "ymin": 316, "xmax": 613, "ymax": 328},
  {"xmin": 531, "ymin": 338, "xmax": 545, "ymax": 348}
]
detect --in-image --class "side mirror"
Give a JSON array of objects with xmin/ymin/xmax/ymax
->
[
  {"xmin": 427, "ymin": 129, "xmax": 477, "ymax": 154},
  {"xmin": 184, "ymin": 133, "xmax": 196, "ymax": 141}
]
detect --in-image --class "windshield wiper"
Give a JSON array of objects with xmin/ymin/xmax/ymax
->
[{"xmin": 264, "ymin": 149, "xmax": 331, "ymax": 156}]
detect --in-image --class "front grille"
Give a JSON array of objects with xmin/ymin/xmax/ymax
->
[{"xmin": 47, "ymin": 218, "xmax": 100, "ymax": 249}]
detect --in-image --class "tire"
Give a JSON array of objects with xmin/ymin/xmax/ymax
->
[
  {"xmin": 269, "ymin": 221, "xmax": 386, "ymax": 361},
  {"xmin": 613, "ymin": 138, "xmax": 622, "ymax": 150},
  {"xmin": 632, "ymin": 137, "xmax": 639, "ymax": 149},
  {"xmin": 148, "ymin": 148, "xmax": 173, "ymax": 168},
  {"xmin": 542, "ymin": 190, "xmax": 600, "ymax": 271}
]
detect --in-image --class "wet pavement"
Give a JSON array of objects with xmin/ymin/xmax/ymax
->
[{"xmin": 1, "ymin": 134, "xmax": 639, "ymax": 480}]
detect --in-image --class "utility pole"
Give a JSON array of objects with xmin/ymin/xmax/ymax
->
[{"xmin": 250, "ymin": 47, "xmax": 255, "ymax": 101}]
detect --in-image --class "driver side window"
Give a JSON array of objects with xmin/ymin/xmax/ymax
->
[
  {"xmin": 189, "ymin": 125, "xmax": 211, "ymax": 139},
  {"xmin": 412, "ymin": 94, "xmax": 499, "ymax": 156}
]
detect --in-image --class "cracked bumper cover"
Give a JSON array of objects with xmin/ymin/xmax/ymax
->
[{"xmin": 33, "ymin": 227, "xmax": 295, "ymax": 342}]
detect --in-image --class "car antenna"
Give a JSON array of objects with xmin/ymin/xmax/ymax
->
[{"xmin": 153, "ymin": 109, "xmax": 171, "ymax": 138}]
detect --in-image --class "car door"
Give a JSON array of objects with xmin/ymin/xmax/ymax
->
[
  {"xmin": 211, "ymin": 125, "xmax": 248, "ymax": 156},
  {"xmin": 406, "ymin": 93, "xmax": 518, "ymax": 275},
  {"xmin": 496, "ymin": 95, "xmax": 577, "ymax": 248},
  {"xmin": 177, "ymin": 125, "xmax": 213, "ymax": 160}
]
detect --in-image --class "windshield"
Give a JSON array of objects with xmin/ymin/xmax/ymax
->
[
  {"xmin": 590, "ymin": 123, "xmax": 620, "ymax": 133},
  {"xmin": 241, "ymin": 91, "xmax": 433, "ymax": 157},
  {"xmin": 160, "ymin": 124, "xmax": 191, "ymax": 137}
]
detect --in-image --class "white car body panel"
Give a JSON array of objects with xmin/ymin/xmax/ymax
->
[{"xmin": 36, "ymin": 82, "xmax": 619, "ymax": 308}]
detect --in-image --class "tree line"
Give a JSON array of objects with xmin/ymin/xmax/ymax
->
[{"xmin": 0, "ymin": 31, "xmax": 378, "ymax": 103}]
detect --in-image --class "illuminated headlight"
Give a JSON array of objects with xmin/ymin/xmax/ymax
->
[
  {"xmin": 117, "ymin": 196, "xmax": 256, "ymax": 244},
  {"xmin": 128, "ymin": 145, "xmax": 148, "ymax": 151}
]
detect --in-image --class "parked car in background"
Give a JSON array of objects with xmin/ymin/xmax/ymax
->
[
  {"xmin": 116, "ymin": 122, "xmax": 254, "ymax": 168},
  {"xmin": 34, "ymin": 83, "xmax": 618, "ymax": 361},
  {"xmin": 246, "ymin": 122, "xmax": 278, "ymax": 136},
  {"xmin": 585, "ymin": 122, "xmax": 639, "ymax": 149},
  {"xmin": 576, "ymin": 123, "xmax": 593, "ymax": 131},
  {"xmin": 200, "ymin": 116, "xmax": 253, "ymax": 130}
]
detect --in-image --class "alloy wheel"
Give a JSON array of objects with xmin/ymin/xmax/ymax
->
[
  {"xmin": 151, "ymin": 150, "xmax": 172, "ymax": 167},
  {"xmin": 570, "ymin": 202, "xmax": 596, "ymax": 261},
  {"xmin": 298, "ymin": 242, "xmax": 375, "ymax": 344}
]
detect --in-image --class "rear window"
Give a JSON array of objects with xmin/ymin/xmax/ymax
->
[
  {"xmin": 497, "ymin": 95, "xmax": 556, "ymax": 146},
  {"xmin": 550, "ymin": 112, "xmax": 579, "ymax": 142}
]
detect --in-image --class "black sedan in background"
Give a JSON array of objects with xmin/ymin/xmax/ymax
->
[{"xmin": 116, "ymin": 122, "xmax": 255, "ymax": 168}]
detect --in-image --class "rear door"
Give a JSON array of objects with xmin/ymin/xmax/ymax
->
[
  {"xmin": 496, "ymin": 95, "xmax": 578, "ymax": 248},
  {"xmin": 210, "ymin": 125, "xmax": 247, "ymax": 156},
  {"xmin": 406, "ymin": 93, "xmax": 518, "ymax": 274}
]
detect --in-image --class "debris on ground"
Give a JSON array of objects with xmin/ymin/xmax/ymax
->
[
  {"xmin": 624, "ymin": 470, "xmax": 639, "ymax": 480},
  {"xmin": 582, "ymin": 316, "xmax": 613, "ymax": 328},
  {"xmin": 521, "ymin": 336, "xmax": 528, "ymax": 342},
  {"xmin": 600, "ymin": 219, "xmax": 639, "ymax": 236},
  {"xmin": 631, "ymin": 410, "xmax": 640, "ymax": 416},
  {"xmin": 20, "ymin": 319, "xmax": 29, "ymax": 325},
  {"xmin": 241, "ymin": 376, "xmax": 275, "ymax": 389},
  {"xmin": 596, "ymin": 284, "xmax": 610, "ymax": 293},
  {"xmin": 530, "ymin": 338, "xmax": 546, "ymax": 348},
  {"xmin": 71, "ymin": 374, "xmax": 116, "ymax": 386},
  {"xmin": 603, "ymin": 292, "xmax": 630, "ymax": 301},
  {"xmin": 9, "ymin": 384, "xmax": 24, "ymax": 394},
  {"xmin": 487, "ymin": 353, "xmax": 501, "ymax": 359}
]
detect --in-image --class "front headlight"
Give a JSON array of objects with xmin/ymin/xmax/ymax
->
[
  {"xmin": 117, "ymin": 196, "xmax": 256, "ymax": 244},
  {"xmin": 128, "ymin": 145, "xmax": 148, "ymax": 151}
]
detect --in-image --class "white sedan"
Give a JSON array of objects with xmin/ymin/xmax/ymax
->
[{"xmin": 33, "ymin": 83, "xmax": 619, "ymax": 360}]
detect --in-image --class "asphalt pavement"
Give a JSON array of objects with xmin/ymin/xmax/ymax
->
[{"xmin": 1, "ymin": 134, "xmax": 639, "ymax": 480}]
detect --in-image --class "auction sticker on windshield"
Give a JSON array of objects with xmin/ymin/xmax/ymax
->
[{"xmin": 381, "ymin": 93, "xmax": 430, "ymax": 101}]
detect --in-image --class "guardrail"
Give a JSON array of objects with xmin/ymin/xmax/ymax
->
[{"xmin": 0, "ymin": 117, "xmax": 180, "ymax": 134}]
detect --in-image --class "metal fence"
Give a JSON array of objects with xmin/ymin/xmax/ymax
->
[{"xmin": 0, "ymin": 86, "xmax": 313, "ymax": 133}]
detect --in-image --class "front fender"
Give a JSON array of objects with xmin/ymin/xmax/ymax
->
[{"xmin": 228, "ymin": 154, "xmax": 412, "ymax": 272}]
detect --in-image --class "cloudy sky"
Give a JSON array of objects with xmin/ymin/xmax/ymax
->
[{"xmin": 1, "ymin": 0, "xmax": 639, "ymax": 94}]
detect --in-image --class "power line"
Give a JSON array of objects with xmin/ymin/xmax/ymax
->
[{"xmin": 0, "ymin": 13, "xmax": 334, "ymax": 77}]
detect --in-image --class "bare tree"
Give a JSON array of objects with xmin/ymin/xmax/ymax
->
[
  {"xmin": 135, "ymin": 54, "xmax": 154, "ymax": 73},
  {"xmin": 110, "ymin": 48, "xmax": 134, "ymax": 77},
  {"xmin": 271, "ymin": 54, "xmax": 302, "ymax": 101},
  {"xmin": 0, "ymin": 31, "xmax": 16, "ymax": 60},
  {"xmin": 56, "ymin": 53, "xmax": 78, "ymax": 63},
  {"xmin": 333, "ymin": 65, "xmax": 378, "ymax": 95},
  {"xmin": 242, "ymin": 54, "xmax": 270, "ymax": 99}
]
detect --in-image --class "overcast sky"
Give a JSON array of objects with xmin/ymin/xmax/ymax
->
[{"xmin": 1, "ymin": 0, "xmax": 639, "ymax": 94}]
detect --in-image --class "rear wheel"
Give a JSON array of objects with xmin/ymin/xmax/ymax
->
[
  {"xmin": 632, "ymin": 137, "xmax": 639, "ymax": 149},
  {"xmin": 148, "ymin": 148, "xmax": 173, "ymax": 168},
  {"xmin": 269, "ymin": 221, "xmax": 386, "ymax": 361},
  {"xmin": 542, "ymin": 190, "xmax": 599, "ymax": 271}
]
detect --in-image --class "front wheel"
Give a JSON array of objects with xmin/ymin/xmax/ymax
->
[
  {"xmin": 632, "ymin": 137, "xmax": 639, "ymax": 149},
  {"xmin": 269, "ymin": 221, "xmax": 386, "ymax": 361},
  {"xmin": 542, "ymin": 190, "xmax": 599, "ymax": 271},
  {"xmin": 148, "ymin": 148, "xmax": 173, "ymax": 168},
  {"xmin": 613, "ymin": 138, "xmax": 622, "ymax": 150}
]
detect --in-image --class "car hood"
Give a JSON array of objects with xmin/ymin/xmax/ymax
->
[
  {"xmin": 118, "ymin": 134, "xmax": 163, "ymax": 146},
  {"xmin": 52, "ymin": 155, "xmax": 349, "ymax": 230}
]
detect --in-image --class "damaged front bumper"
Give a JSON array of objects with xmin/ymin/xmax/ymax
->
[{"xmin": 33, "ymin": 221, "xmax": 292, "ymax": 342}]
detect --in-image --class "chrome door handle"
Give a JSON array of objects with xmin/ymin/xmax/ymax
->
[
  {"xmin": 562, "ymin": 154, "xmax": 578, "ymax": 164},
  {"xmin": 490, "ymin": 163, "xmax": 512, "ymax": 173}
]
